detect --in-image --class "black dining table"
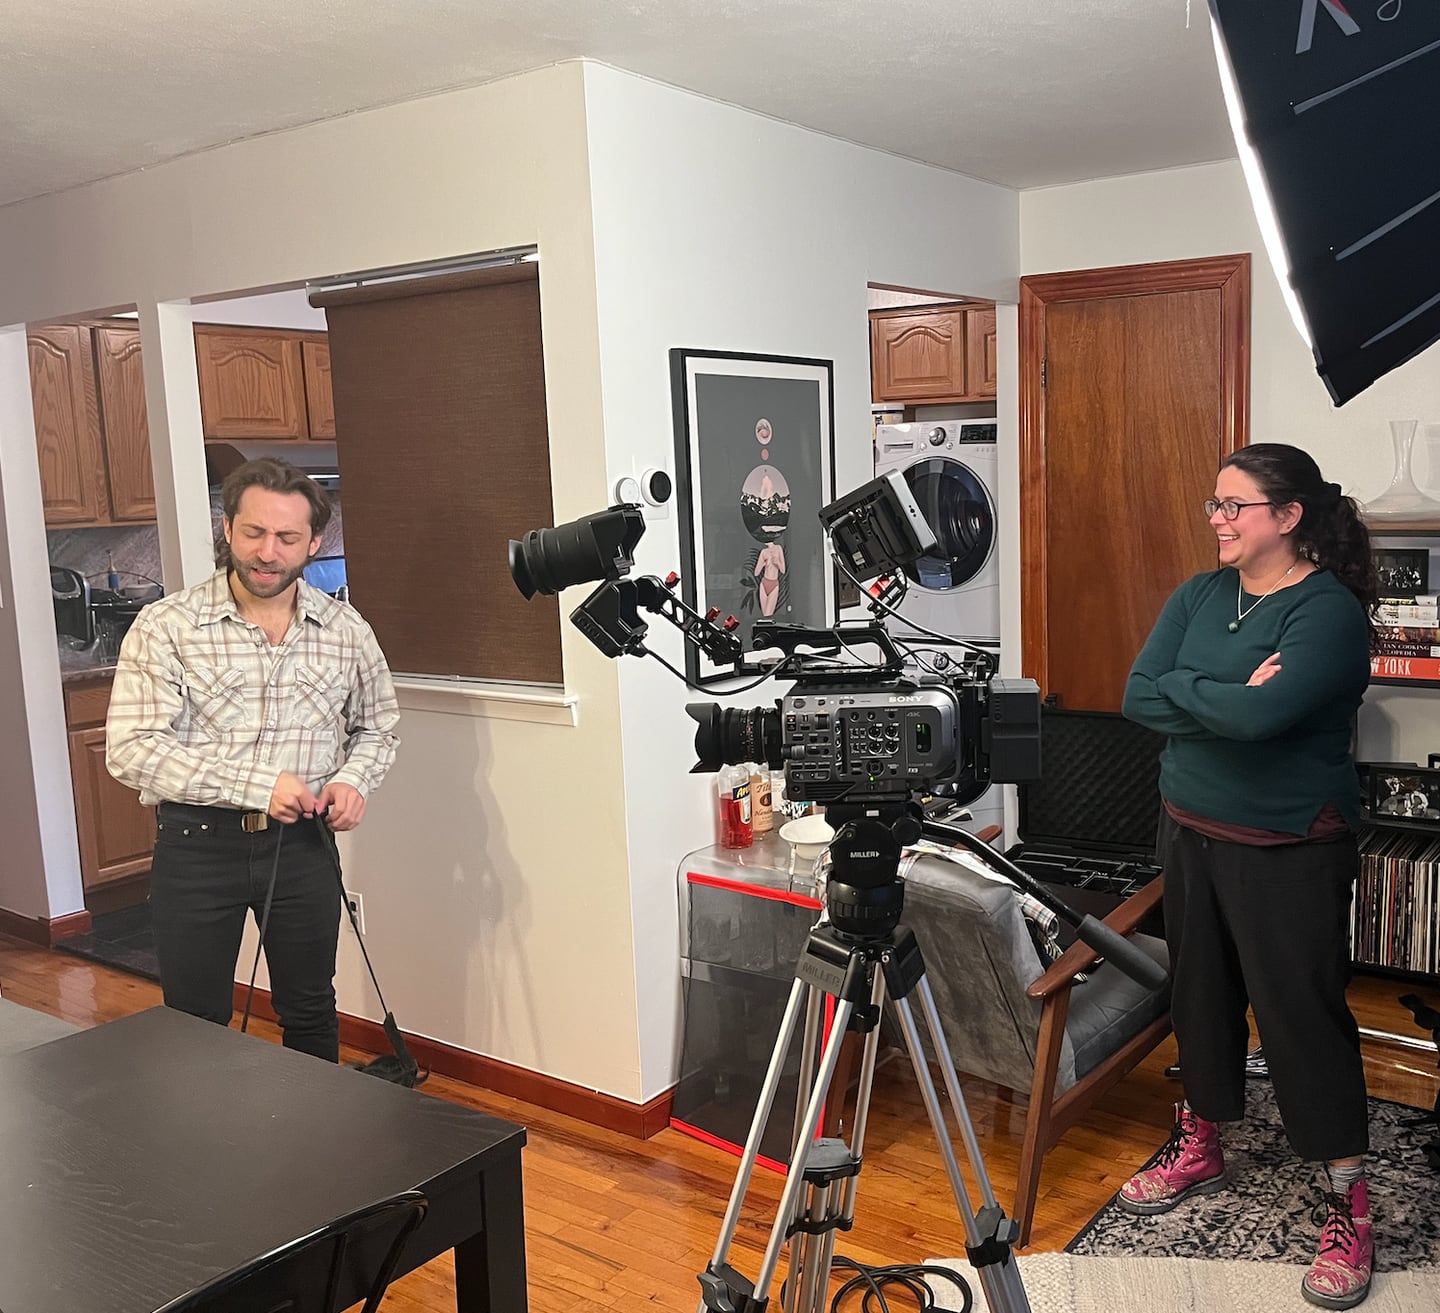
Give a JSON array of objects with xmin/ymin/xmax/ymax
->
[{"xmin": 0, "ymin": 1006, "xmax": 527, "ymax": 1312}]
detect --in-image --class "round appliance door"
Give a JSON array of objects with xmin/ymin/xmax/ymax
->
[{"xmin": 899, "ymin": 456, "xmax": 996, "ymax": 591}]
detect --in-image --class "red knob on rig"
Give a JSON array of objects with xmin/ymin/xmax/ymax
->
[
  {"xmin": 663, "ymin": 571, "xmax": 680, "ymax": 589},
  {"xmin": 723, "ymin": 615, "xmax": 739, "ymax": 632},
  {"xmin": 705, "ymin": 606, "xmax": 722, "ymax": 622}
]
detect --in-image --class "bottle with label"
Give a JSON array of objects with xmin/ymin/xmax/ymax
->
[
  {"xmin": 717, "ymin": 764, "xmax": 753, "ymax": 849},
  {"xmin": 750, "ymin": 764, "xmax": 774, "ymax": 834}
]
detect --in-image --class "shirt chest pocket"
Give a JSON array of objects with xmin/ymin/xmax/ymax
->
[
  {"xmin": 185, "ymin": 666, "xmax": 245, "ymax": 732},
  {"xmin": 295, "ymin": 665, "xmax": 345, "ymax": 728}
]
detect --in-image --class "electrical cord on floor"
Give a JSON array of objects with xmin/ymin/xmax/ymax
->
[{"xmin": 828, "ymin": 1255, "xmax": 974, "ymax": 1313}]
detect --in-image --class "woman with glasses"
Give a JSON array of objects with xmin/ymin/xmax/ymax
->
[{"xmin": 1121, "ymin": 443, "xmax": 1377, "ymax": 1310}]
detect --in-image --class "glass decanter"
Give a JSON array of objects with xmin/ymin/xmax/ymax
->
[{"xmin": 1361, "ymin": 420, "xmax": 1440, "ymax": 521}]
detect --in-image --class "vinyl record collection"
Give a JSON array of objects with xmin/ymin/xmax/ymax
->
[{"xmin": 1354, "ymin": 829, "xmax": 1440, "ymax": 977}]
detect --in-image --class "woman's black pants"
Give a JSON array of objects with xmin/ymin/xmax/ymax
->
[
  {"xmin": 150, "ymin": 804, "xmax": 341, "ymax": 1063},
  {"xmin": 1159, "ymin": 811, "xmax": 1368, "ymax": 1161}
]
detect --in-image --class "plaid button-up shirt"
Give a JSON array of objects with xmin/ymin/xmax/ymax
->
[{"xmin": 106, "ymin": 570, "xmax": 400, "ymax": 811}]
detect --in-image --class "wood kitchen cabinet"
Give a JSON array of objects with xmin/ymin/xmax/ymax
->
[
  {"xmin": 193, "ymin": 324, "xmax": 337, "ymax": 442},
  {"xmin": 92, "ymin": 324, "xmax": 157, "ymax": 520},
  {"xmin": 870, "ymin": 303, "xmax": 997, "ymax": 405},
  {"xmin": 64, "ymin": 678, "xmax": 155, "ymax": 899},
  {"xmin": 194, "ymin": 324, "xmax": 310, "ymax": 440},
  {"xmin": 29, "ymin": 325, "xmax": 108, "ymax": 525},
  {"xmin": 29, "ymin": 322, "xmax": 157, "ymax": 527},
  {"xmin": 300, "ymin": 335, "xmax": 336, "ymax": 440}
]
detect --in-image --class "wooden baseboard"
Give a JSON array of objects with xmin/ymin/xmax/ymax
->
[
  {"xmin": 231, "ymin": 983, "xmax": 674, "ymax": 1139},
  {"xmin": 0, "ymin": 906, "xmax": 93, "ymax": 946}
]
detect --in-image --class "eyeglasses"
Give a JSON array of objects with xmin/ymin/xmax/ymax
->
[{"xmin": 1203, "ymin": 498, "xmax": 1275, "ymax": 521}]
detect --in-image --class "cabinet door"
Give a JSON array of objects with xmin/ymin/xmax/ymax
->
[
  {"xmin": 194, "ymin": 326, "xmax": 309, "ymax": 440},
  {"xmin": 68, "ymin": 726, "xmax": 156, "ymax": 892},
  {"xmin": 870, "ymin": 308, "xmax": 967, "ymax": 403},
  {"xmin": 29, "ymin": 325, "xmax": 109, "ymax": 526},
  {"xmin": 93, "ymin": 324, "xmax": 157, "ymax": 521},
  {"xmin": 301, "ymin": 337, "xmax": 336, "ymax": 440},
  {"xmin": 965, "ymin": 305, "xmax": 998, "ymax": 401}
]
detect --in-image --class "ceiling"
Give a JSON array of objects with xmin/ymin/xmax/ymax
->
[{"xmin": 0, "ymin": 0, "xmax": 1235, "ymax": 210}]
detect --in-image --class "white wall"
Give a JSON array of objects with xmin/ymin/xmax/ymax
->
[
  {"xmin": 0, "ymin": 328, "xmax": 86, "ymax": 921},
  {"xmin": 1020, "ymin": 159, "xmax": 1440, "ymax": 765},
  {"xmin": 0, "ymin": 64, "xmax": 654, "ymax": 1097},
  {"xmin": 582, "ymin": 63, "xmax": 1020, "ymax": 1098}
]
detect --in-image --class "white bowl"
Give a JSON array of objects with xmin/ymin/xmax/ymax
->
[{"xmin": 780, "ymin": 815, "xmax": 835, "ymax": 860}]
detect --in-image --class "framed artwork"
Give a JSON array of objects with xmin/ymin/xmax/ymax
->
[{"xmin": 670, "ymin": 349, "xmax": 837, "ymax": 686}]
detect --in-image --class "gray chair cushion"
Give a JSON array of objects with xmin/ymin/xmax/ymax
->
[
  {"xmin": 0, "ymin": 995, "xmax": 82, "ymax": 1058},
  {"xmin": 892, "ymin": 853, "xmax": 1169, "ymax": 1095},
  {"xmin": 1065, "ymin": 933, "xmax": 1170, "ymax": 1079}
]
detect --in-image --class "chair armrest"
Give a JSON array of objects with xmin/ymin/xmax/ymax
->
[
  {"xmin": 974, "ymin": 824, "xmax": 1003, "ymax": 845},
  {"xmin": 1025, "ymin": 874, "xmax": 1165, "ymax": 1000}
]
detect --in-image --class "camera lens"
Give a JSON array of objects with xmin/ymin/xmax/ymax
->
[
  {"xmin": 508, "ymin": 506, "xmax": 646, "ymax": 599},
  {"xmin": 686, "ymin": 703, "xmax": 782, "ymax": 772}
]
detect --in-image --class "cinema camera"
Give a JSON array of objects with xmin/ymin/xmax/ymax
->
[
  {"xmin": 509, "ymin": 470, "xmax": 1040, "ymax": 829},
  {"xmin": 509, "ymin": 473, "xmax": 1164, "ymax": 1313}
]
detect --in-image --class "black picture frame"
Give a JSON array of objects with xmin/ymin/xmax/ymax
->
[
  {"xmin": 670, "ymin": 349, "xmax": 837, "ymax": 686},
  {"xmin": 1368, "ymin": 764, "xmax": 1440, "ymax": 823}
]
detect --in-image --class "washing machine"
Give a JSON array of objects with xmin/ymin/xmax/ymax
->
[
  {"xmin": 874, "ymin": 419, "xmax": 1004, "ymax": 835},
  {"xmin": 872, "ymin": 419, "xmax": 999, "ymax": 645}
]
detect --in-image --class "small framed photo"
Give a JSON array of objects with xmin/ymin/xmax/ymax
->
[
  {"xmin": 1368, "ymin": 765, "xmax": 1440, "ymax": 821},
  {"xmin": 1372, "ymin": 547, "xmax": 1430, "ymax": 600}
]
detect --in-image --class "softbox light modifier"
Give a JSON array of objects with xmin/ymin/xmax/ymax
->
[{"xmin": 1209, "ymin": 2, "xmax": 1440, "ymax": 405}]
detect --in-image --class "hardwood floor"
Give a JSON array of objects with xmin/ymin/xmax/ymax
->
[{"xmin": 1, "ymin": 935, "xmax": 1435, "ymax": 1312}]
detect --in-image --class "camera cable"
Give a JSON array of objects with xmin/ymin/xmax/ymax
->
[
  {"xmin": 235, "ymin": 811, "xmax": 427, "ymax": 1086},
  {"xmin": 826, "ymin": 1254, "xmax": 973, "ymax": 1313}
]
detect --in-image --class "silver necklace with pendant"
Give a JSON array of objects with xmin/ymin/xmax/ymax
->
[{"xmin": 1229, "ymin": 561, "xmax": 1300, "ymax": 633}]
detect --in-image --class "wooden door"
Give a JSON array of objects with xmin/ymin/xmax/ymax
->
[
  {"xmin": 1020, "ymin": 255, "xmax": 1251, "ymax": 711},
  {"xmin": 68, "ymin": 727, "xmax": 156, "ymax": 892},
  {"xmin": 965, "ymin": 305, "xmax": 998, "ymax": 400},
  {"xmin": 301, "ymin": 337, "xmax": 336, "ymax": 440},
  {"xmin": 194, "ymin": 325, "xmax": 309, "ymax": 440},
  {"xmin": 93, "ymin": 324, "xmax": 157, "ymax": 521},
  {"xmin": 28, "ymin": 325, "xmax": 108, "ymax": 526},
  {"xmin": 870, "ymin": 307, "xmax": 967, "ymax": 402}
]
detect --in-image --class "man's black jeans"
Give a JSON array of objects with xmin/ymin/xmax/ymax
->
[{"xmin": 150, "ymin": 804, "xmax": 341, "ymax": 1063}]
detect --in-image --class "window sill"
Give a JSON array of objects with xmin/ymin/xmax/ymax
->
[{"xmin": 393, "ymin": 676, "xmax": 578, "ymax": 725}]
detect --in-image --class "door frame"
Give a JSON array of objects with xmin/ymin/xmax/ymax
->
[{"xmin": 1018, "ymin": 254, "xmax": 1251, "ymax": 688}]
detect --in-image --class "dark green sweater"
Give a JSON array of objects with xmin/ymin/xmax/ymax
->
[{"xmin": 1122, "ymin": 568, "xmax": 1370, "ymax": 834}]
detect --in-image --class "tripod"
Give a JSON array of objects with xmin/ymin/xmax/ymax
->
[{"xmin": 698, "ymin": 808, "xmax": 1167, "ymax": 1313}]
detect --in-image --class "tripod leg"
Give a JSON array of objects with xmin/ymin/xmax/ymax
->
[
  {"xmin": 782, "ymin": 963, "xmax": 887, "ymax": 1313},
  {"xmin": 702, "ymin": 974, "xmax": 813, "ymax": 1311},
  {"xmin": 750, "ymin": 995, "xmax": 856, "ymax": 1306},
  {"xmin": 887, "ymin": 985, "xmax": 1032, "ymax": 1313}
]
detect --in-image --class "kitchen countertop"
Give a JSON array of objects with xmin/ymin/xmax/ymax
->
[
  {"xmin": 61, "ymin": 665, "xmax": 117, "ymax": 684},
  {"xmin": 57, "ymin": 647, "xmax": 117, "ymax": 682}
]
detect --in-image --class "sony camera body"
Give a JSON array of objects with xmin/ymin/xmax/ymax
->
[{"xmin": 778, "ymin": 669, "xmax": 1040, "ymax": 807}]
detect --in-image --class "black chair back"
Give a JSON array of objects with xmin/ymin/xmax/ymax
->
[{"xmin": 158, "ymin": 1189, "xmax": 427, "ymax": 1313}]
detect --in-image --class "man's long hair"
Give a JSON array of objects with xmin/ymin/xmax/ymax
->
[{"xmin": 214, "ymin": 458, "xmax": 333, "ymax": 570}]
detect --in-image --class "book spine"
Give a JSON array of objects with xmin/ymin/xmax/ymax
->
[
  {"xmin": 1372, "ymin": 641, "xmax": 1440, "ymax": 658},
  {"xmin": 1376, "ymin": 604, "xmax": 1440, "ymax": 626},
  {"xmin": 1371, "ymin": 654, "xmax": 1440, "ymax": 680}
]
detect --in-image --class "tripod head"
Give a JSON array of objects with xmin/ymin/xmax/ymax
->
[{"xmin": 818, "ymin": 803, "xmax": 1168, "ymax": 991}]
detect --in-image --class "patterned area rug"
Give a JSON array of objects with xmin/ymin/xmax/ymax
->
[
  {"xmin": 925, "ymin": 1253, "xmax": 1440, "ymax": 1313},
  {"xmin": 1066, "ymin": 1082, "xmax": 1440, "ymax": 1273}
]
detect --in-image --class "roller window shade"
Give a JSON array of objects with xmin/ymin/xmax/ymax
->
[{"xmin": 312, "ymin": 263, "xmax": 561, "ymax": 683}]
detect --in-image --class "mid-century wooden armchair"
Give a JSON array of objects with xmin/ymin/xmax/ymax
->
[{"xmin": 897, "ymin": 848, "xmax": 1170, "ymax": 1245}]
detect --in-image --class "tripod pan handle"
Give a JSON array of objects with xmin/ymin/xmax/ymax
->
[{"xmin": 1074, "ymin": 914, "xmax": 1168, "ymax": 990}]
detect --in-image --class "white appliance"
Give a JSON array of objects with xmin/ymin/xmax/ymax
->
[
  {"xmin": 872, "ymin": 420, "xmax": 999, "ymax": 645},
  {"xmin": 874, "ymin": 419, "xmax": 1003, "ymax": 836}
]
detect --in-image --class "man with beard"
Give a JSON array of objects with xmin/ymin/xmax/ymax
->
[{"xmin": 106, "ymin": 458, "xmax": 400, "ymax": 1061}]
